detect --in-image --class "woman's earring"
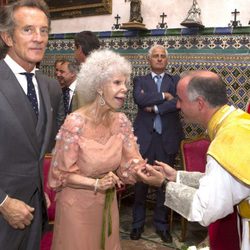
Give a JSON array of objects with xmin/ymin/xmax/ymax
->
[{"xmin": 99, "ymin": 93, "xmax": 106, "ymax": 106}]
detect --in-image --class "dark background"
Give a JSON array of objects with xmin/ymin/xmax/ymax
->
[{"xmin": 45, "ymin": 0, "xmax": 101, "ymax": 9}]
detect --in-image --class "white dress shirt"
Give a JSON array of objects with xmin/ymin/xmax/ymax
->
[{"xmin": 4, "ymin": 55, "xmax": 40, "ymax": 109}]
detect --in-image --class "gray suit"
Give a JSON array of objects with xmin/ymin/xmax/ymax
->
[
  {"xmin": 0, "ymin": 60, "xmax": 56, "ymax": 249},
  {"xmin": 43, "ymin": 71, "xmax": 65, "ymax": 152}
]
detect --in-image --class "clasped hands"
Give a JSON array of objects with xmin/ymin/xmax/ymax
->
[
  {"xmin": 97, "ymin": 171, "xmax": 123, "ymax": 192},
  {"xmin": 136, "ymin": 160, "xmax": 177, "ymax": 187},
  {"xmin": 94, "ymin": 160, "xmax": 177, "ymax": 192},
  {"xmin": 96, "ymin": 158, "xmax": 147, "ymax": 192}
]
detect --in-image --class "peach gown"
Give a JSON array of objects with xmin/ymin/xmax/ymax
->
[{"xmin": 48, "ymin": 112, "xmax": 142, "ymax": 250}]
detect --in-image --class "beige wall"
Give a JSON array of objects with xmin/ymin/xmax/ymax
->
[{"xmin": 51, "ymin": 0, "xmax": 250, "ymax": 34}]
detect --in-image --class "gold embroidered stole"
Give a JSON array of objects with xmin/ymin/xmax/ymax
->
[{"xmin": 207, "ymin": 105, "xmax": 250, "ymax": 219}]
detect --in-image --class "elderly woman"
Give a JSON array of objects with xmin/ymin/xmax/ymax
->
[{"xmin": 48, "ymin": 49, "xmax": 145, "ymax": 250}]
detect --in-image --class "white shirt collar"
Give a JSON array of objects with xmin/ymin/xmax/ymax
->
[
  {"xmin": 151, "ymin": 72, "xmax": 165, "ymax": 79},
  {"xmin": 4, "ymin": 55, "xmax": 36, "ymax": 75},
  {"xmin": 69, "ymin": 79, "xmax": 77, "ymax": 92}
]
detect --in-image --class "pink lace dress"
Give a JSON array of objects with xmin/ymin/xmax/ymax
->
[{"xmin": 48, "ymin": 112, "xmax": 142, "ymax": 250}]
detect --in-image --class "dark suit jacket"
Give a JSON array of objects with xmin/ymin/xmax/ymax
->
[
  {"xmin": 0, "ymin": 60, "xmax": 54, "ymax": 220},
  {"xmin": 44, "ymin": 73, "xmax": 65, "ymax": 152},
  {"xmin": 133, "ymin": 72, "xmax": 184, "ymax": 156}
]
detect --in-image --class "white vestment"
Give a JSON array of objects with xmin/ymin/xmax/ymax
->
[{"xmin": 165, "ymin": 155, "xmax": 250, "ymax": 250}]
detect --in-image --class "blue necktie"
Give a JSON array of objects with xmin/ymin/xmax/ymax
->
[
  {"xmin": 62, "ymin": 87, "xmax": 70, "ymax": 115},
  {"xmin": 154, "ymin": 75, "xmax": 162, "ymax": 134},
  {"xmin": 20, "ymin": 72, "xmax": 39, "ymax": 118}
]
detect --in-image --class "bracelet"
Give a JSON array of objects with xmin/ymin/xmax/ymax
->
[
  {"xmin": 160, "ymin": 179, "xmax": 168, "ymax": 192},
  {"xmin": 94, "ymin": 179, "xmax": 99, "ymax": 194}
]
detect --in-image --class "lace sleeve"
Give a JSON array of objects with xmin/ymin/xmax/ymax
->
[
  {"xmin": 116, "ymin": 113, "xmax": 143, "ymax": 184},
  {"xmin": 48, "ymin": 113, "xmax": 83, "ymax": 190},
  {"xmin": 165, "ymin": 182, "xmax": 197, "ymax": 219},
  {"xmin": 178, "ymin": 171, "xmax": 204, "ymax": 188}
]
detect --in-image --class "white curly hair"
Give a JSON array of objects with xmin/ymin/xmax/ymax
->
[{"xmin": 76, "ymin": 49, "xmax": 132, "ymax": 106}]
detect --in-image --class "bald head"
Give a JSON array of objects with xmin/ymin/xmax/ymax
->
[
  {"xmin": 176, "ymin": 70, "xmax": 228, "ymax": 127},
  {"xmin": 179, "ymin": 70, "xmax": 228, "ymax": 108}
]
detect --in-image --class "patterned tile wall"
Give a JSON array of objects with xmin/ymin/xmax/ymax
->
[{"xmin": 41, "ymin": 27, "xmax": 250, "ymax": 138}]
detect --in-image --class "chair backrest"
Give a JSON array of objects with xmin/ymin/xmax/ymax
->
[
  {"xmin": 181, "ymin": 136, "xmax": 210, "ymax": 173},
  {"xmin": 43, "ymin": 154, "xmax": 56, "ymax": 222},
  {"xmin": 180, "ymin": 136, "xmax": 240, "ymax": 249},
  {"xmin": 246, "ymin": 100, "xmax": 250, "ymax": 114}
]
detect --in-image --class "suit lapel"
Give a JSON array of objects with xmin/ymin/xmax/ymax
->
[
  {"xmin": 161, "ymin": 74, "xmax": 171, "ymax": 92},
  {"xmin": 146, "ymin": 74, "xmax": 158, "ymax": 92},
  {"xmin": 0, "ymin": 61, "xmax": 39, "ymax": 154}
]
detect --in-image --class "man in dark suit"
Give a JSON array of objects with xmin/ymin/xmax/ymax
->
[
  {"xmin": 74, "ymin": 30, "xmax": 100, "ymax": 64},
  {"xmin": 72, "ymin": 31, "xmax": 100, "ymax": 110},
  {"xmin": 130, "ymin": 44, "xmax": 184, "ymax": 243},
  {"xmin": 56, "ymin": 60, "xmax": 80, "ymax": 115},
  {"xmin": 54, "ymin": 58, "xmax": 66, "ymax": 88},
  {"xmin": 44, "ymin": 70, "xmax": 65, "ymax": 152},
  {"xmin": 0, "ymin": 0, "xmax": 61, "ymax": 249}
]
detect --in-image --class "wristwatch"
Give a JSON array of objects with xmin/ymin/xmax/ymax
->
[{"xmin": 160, "ymin": 178, "xmax": 168, "ymax": 192}]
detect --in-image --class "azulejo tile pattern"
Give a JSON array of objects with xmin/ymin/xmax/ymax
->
[{"xmin": 41, "ymin": 27, "xmax": 250, "ymax": 138}]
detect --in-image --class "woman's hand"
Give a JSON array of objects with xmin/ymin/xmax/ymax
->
[
  {"xmin": 98, "ymin": 172, "xmax": 123, "ymax": 191},
  {"xmin": 137, "ymin": 164, "xmax": 165, "ymax": 187},
  {"xmin": 126, "ymin": 158, "xmax": 147, "ymax": 176},
  {"xmin": 131, "ymin": 158, "xmax": 147, "ymax": 171},
  {"xmin": 136, "ymin": 161, "xmax": 177, "ymax": 187}
]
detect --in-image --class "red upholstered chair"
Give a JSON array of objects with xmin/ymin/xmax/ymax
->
[
  {"xmin": 43, "ymin": 154, "xmax": 56, "ymax": 222},
  {"xmin": 40, "ymin": 231, "xmax": 53, "ymax": 250},
  {"xmin": 179, "ymin": 135, "xmax": 210, "ymax": 241},
  {"xmin": 179, "ymin": 136, "xmax": 240, "ymax": 250},
  {"xmin": 181, "ymin": 136, "xmax": 210, "ymax": 173},
  {"xmin": 246, "ymin": 100, "xmax": 250, "ymax": 114},
  {"xmin": 40, "ymin": 154, "xmax": 56, "ymax": 250}
]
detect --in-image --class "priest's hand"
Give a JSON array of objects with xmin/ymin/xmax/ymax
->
[{"xmin": 154, "ymin": 160, "xmax": 177, "ymax": 182}]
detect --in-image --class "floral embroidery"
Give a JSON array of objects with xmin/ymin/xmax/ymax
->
[
  {"xmin": 56, "ymin": 113, "xmax": 84, "ymax": 151},
  {"xmin": 118, "ymin": 113, "xmax": 136, "ymax": 148},
  {"xmin": 122, "ymin": 172, "xmax": 128, "ymax": 178}
]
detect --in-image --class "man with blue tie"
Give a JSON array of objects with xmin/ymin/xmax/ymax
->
[
  {"xmin": 0, "ymin": 0, "xmax": 62, "ymax": 249},
  {"xmin": 130, "ymin": 44, "xmax": 184, "ymax": 243}
]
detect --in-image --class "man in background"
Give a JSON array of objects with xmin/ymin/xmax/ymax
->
[
  {"xmin": 56, "ymin": 60, "xmax": 80, "ymax": 115},
  {"xmin": 131, "ymin": 44, "xmax": 184, "ymax": 243},
  {"xmin": 74, "ymin": 30, "xmax": 100, "ymax": 64},
  {"xmin": 54, "ymin": 59, "xmax": 66, "ymax": 88},
  {"xmin": 0, "ymin": 0, "xmax": 61, "ymax": 249},
  {"xmin": 72, "ymin": 30, "xmax": 100, "ymax": 110}
]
